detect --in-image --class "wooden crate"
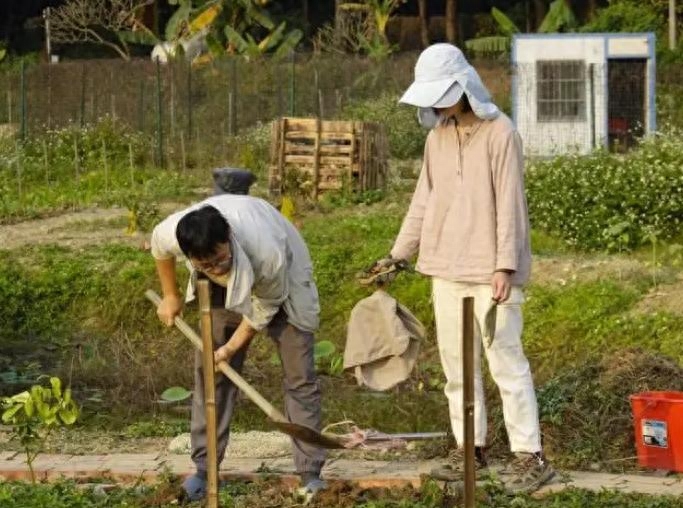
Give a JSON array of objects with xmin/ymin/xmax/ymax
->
[{"xmin": 269, "ymin": 117, "xmax": 388, "ymax": 198}]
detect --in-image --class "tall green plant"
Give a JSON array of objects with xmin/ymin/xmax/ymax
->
[
  {"xmin": 1, "ymin": 377, "xmax": 79, "ymax": 483},
  {"xmin": 466, "ymin": 0, "xmax": 577, "ymax": 55},
  {"xmin": 339, "ymin": 0, "xmax": 406, "ymax": 42}
]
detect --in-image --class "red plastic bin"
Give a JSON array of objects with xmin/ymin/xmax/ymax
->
[{"xmin": 630, "ymin": 391, "xmax": 683, "ymax": 472}]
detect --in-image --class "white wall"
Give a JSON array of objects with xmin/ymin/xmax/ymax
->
[{"xmin": 514, "ymin": 37, "xmax": 606, "ymax": 157}]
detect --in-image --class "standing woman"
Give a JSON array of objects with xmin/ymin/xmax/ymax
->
[{"xmin": 374, "ymin": 43, "xmax": 554, "ymax": 494}]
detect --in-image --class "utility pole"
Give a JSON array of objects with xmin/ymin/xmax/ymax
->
[{"xmin": 670, "ymin": 0, "xmax": 677, "ymax": 50}]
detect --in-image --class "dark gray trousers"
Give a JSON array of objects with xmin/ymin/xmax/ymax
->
[{"xmin": 189, "ymin": 284, "xmax": 326, "ymax": 476}]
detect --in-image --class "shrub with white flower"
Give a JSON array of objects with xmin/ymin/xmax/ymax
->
[{"xmin": 526, "ymin": 127, "xmax": 683, "ymax": 251}]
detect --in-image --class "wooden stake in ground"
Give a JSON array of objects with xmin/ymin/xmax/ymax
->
[
  {"xmin": 462, "ymin": 296, "xmax": 475, "ymax": 508},
  {"xmin": 197, "ymin": 280, "xmax": 220, "ymax": 508}
]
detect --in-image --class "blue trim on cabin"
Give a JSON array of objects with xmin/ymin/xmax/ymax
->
[
  {"xmin": 512, "ymin": 32, "xmax": 656, "ymax": 152},
  {"xmin": 514, "ymin": 32, "xmax": 655, "ymax": 41},
  {"xmin": 647, "ymin": 32, "xmax": 657, "ymax": 133}
]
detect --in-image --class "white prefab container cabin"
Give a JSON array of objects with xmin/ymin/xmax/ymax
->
[{"xmin": 511, "ymin": 33, "xmax": 656, "ymax": 156}]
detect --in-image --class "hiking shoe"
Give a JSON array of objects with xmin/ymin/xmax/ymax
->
[
  {"xmin": 500, "ymin": 452, "xmax": 556, "ymax": 494},
  {"xmin": 430, "ymin": 447, "xmax": 488, "ymax": 481}
]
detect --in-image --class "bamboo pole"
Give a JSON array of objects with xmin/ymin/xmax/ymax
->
[
  {"xmin": 462, "ymin": 296, "xmax": 476, "ymax": 508},
  {"xmin": 197, "ymin": 280, "xmax": 219, "ymax": 508}
]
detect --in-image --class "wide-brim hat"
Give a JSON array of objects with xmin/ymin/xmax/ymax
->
[{"xmin": 399, "ymin": 43, "xmax": 500, "ymax": 124}]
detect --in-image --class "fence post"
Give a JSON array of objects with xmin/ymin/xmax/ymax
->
[
  {"xmin": 19, "ymin": 60, "xmax": 26, "ymax": 141},
  {"xmin": 47, "ymin": 62, "xmax": 52, "ymax": 129},
  {"xmin": 289, "ymin": 51, "xmax": 296, "ymax": 117},
  {"xmin": 43, "ymin": 139, "xmax": 49, "ymax": 184},
  {"xmin": 129, "ymin": 143, "xmax": 135, "ymax": 186},
  {"xmin": 314, "ymin": 67, "xmax": 321, "ymax": 118},
  {"xmin": 138, "ymin": 79, "xmax": 145, "ymax": 132},
  {"xmin": 15, "ymin": 142, "xmax": 22, "ymax": 206},
  {"xmin": 169, "ymin": 62, "xmax": 176, "ymax": 137},
  {"xmin": 6, "ymin": 84, "xmax": 12, "ymax": 125},
  {"xmin": 187, "ymin": 61, "xmax": 192, "ymax": 142},
  {"xmin": 156, "ymin": 59, "xmax": 165, "ymax": 168},
  {"xmin": 102, "ymin": 139, "xmax": 109, "ymax": 195},
  {"xmin": 110, "ymin": 67, "xmax": 116, "ymax": 120},
  {"xmin": 79, "ymin": 64, "xmax": 86, "ymax": 128},
  {"xmin": 277, "ymin": 59, "xmax": 284, "ymax": 118},
  {"xmin": 230, "ymin": 57, "xmax": 238, "ymax": 135}
]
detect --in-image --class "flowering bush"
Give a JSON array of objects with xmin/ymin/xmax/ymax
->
[{"xmin": 526, "ymin": 128, "xmax": 683, "ymax": 251}]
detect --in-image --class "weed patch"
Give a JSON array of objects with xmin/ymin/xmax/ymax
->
[{"xmin": 536, "ymin": 348, "xmax": 683, "ymax": 470}]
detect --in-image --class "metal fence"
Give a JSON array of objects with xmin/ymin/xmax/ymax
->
[
  {"xmin": 1, "ymin": 53, "xmax": 681, "ymax": 165},
  {"xmin": 0, "ymin": 53, "xmax": 416, "ymax": 164}
]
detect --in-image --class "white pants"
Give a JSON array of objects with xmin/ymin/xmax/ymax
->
[{"xmin": 432, "ymin": 278, "xmax": 541, "ymax": 453}]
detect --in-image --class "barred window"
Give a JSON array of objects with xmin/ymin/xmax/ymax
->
[{"xmin": 536, "ymin": 60, "xmax": 586, "ymax": 121}]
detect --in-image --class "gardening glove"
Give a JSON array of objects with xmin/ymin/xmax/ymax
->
[{"xmin": 358, "ymin": 257, "xmax": 409, "ymax": 286}]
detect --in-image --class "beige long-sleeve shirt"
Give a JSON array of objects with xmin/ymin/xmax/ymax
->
[{"xmin": 391, "ymin": 113, "xmax": 531, "ymax": 286}]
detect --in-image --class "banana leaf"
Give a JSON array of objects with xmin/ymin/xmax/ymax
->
[
  {"xmin": 189, "ymin": 3, "xmax": 222, "ymax": 34},
  {"xmin": 539, "ymin": 0, "xmax": 577, "ymax": 33},
  {"xmin": 465, "ymin": 35, "xmax": 510, "ymax": 55},
  {"xmin": 166, "ymin": 3, "xmax": 192, "ymax": 41},
  {"xmin": 492, "ymin": 7, "xmax": 520, "ymax": 36},
  {"xmin": 117, "ymin": 30, "xmax": 158, "ymax": 46}
]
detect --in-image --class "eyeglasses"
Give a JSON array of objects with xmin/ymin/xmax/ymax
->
[{"xmin": 191, "ymin": 246, "xmax": 233, "ymax": 274}]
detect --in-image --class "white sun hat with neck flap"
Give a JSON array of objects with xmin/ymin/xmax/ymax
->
[{"xmin": 399, "ymin": 43, "xmax": 500, "ymax": 128}]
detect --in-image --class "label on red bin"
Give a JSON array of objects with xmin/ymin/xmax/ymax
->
[{"xmin": 642, "ymin": 419, "xmax": 668, "ymax": 448}]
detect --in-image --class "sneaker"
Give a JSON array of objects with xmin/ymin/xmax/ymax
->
[
  {"xmin": 430, "ymin": 447, "xmax": 488, "ymax": 481},
  {"xmin": 294, "ymin": 474, "xmax": 327, "ymax": 504},
  {"xmin": 182, "ymin": 471, "xmax": 207, "ymax": 502},
  {"xmin": 500, "ymin": 452, "xmax": 556, "ymax": 494}
]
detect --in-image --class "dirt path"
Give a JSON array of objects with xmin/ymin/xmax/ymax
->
[
  {"xmin": 0, "ymin": 203, "xmax": 185, "ymax": 251},
  {"xmin": 0, "ymin": 208, "xmax": 142, "ymax": 251}
]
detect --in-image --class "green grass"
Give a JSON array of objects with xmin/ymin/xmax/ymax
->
[{"xmin": 2, "ymin": 196, "xmax": 683, "ymax": 456}]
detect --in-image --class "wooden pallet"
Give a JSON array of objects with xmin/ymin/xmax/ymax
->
[{"xmin": 269, "ymin": 117, "xmax": 388, "ymax": 198}]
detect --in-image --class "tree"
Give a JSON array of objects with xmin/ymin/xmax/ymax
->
[
  {"xmin": 445, "ymin": 0, "xmax": 457, "ymax": 44},
  {"xmin": 155, "ymin": 0, "xmax": 302, "ymax": 61},
  {"xmin": 49, "ymin": 0, "xmax": 153, "ymax": 61}
]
